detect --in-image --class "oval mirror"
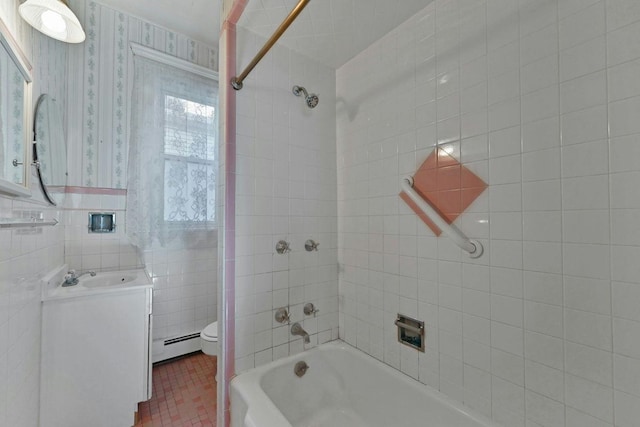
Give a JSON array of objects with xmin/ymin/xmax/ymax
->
[{"xmin": 33, "ymin": 94, "xmax": 67, "ymax": 205}]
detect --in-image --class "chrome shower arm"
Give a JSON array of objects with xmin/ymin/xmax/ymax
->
[{"xmin": 292, "ymin": 85, "xmax": 309, "ymax": 98}]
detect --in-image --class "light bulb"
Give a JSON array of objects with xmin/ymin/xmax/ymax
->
[{"xmin": 41, "ymin": 10, "xmax": 66, "ymax": 33}]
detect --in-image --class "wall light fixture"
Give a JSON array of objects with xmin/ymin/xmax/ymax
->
[{"xmin": 19, "ymin": 0, "xmax": 85, "ymax": 43}]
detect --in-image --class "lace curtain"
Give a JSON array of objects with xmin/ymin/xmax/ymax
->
[{"xmin": 126, "ymin": 54, "xmax": 218, "ymax": 249}]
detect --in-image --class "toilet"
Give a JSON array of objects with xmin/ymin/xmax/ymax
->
[{"xmin": 200, "ymin": 321, "xmax": 218, "ymax": 356}]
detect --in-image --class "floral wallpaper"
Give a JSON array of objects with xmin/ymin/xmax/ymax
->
[
  {"xmin": 82, "ymin": 1, "xmax": 96, "ymax": 186},
  {"xmin": 67, "ymin": 0, "xmax": 219, "ymax": 189},
  {"xmin": 0, "ymin": 57, "xmax": 24, "ymax": 183},
  {"xmin": 114, "ymin": 11, "xmax": 125, "ymax": 188}
]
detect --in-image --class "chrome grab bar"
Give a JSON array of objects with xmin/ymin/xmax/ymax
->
[{"xmin": 401, "ymin": 176, "xmax": 483, "ymax": 258}]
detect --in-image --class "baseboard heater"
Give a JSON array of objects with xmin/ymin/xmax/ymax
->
[
  {"xmin": 153, "ymin": 332, "xmax": 202, "ymax": 363},
  {"xmin": 164, "ymin": 332, "xmax": 200, "ymax": 345}
]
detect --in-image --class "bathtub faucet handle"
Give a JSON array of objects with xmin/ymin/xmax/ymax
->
[
  {"xmin": 275, "ymin": 307, "xmax": 290, "ymax": 324},
  {"xmin": 303, "ymin": 302, "xmax": 319, "ymax": 317},
  {"xmin": 276, "ymin": 240, "xmax": 290, "ymax": 254},
  {"xmin": 304, "ymin": 239, "xmax": 319, "ymax": 251}
]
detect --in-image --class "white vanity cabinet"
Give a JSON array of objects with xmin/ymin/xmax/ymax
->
[{"xmin": 40, "ymin": 283, "xmax": 152, "ymax": 427}]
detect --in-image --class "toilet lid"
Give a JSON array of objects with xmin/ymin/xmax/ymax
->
[{"xmin": 202, "ymin": 321, "xmax": 218, "ymax": 340}]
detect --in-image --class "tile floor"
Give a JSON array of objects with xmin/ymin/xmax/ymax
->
[{"xmin": 135, "ymin": 352, "xmax": 217, "ymax": 427}]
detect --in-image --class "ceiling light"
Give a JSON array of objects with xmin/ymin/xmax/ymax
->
[{"xmin": 19, "ymin": 0, "xmax": 85, "ymax": 43}]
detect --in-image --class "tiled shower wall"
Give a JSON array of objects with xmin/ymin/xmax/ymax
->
[
  {"xmin": 233, "ymin": 26, "xmax": 339, "ymax": 373},
  {"xmin": 337, "ymin": 0, "xmax": 640, "ymax": 425},
  {"xmin": 0, "ymin": 2, "xmax": 67, "ymax": 426}
]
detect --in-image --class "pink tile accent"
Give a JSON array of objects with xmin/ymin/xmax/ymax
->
[
  {"xmin": 225, "ymin": 0, "xmax": 248, "ymax": 27},
  {"xmin": 401, "ymin": 148, "xmax": 487, "ymax": 236},
  {"xmin": 47, "ymin": 186, "xmax": 66, "ymax": 193}
]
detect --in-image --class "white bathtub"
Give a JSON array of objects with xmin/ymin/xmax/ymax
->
[{"xmin": 231, "ymin": 341, "xmax": 499, "ymax": 427}]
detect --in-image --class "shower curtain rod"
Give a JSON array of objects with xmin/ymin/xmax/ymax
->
[{"xmin": 231, "ymin": 0, "xmax": 310, "ymax": 90}]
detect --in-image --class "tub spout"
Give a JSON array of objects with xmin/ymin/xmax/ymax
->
[{"xmin": 291, "ymin": 322, "xmax": 310, "ymax": 343}]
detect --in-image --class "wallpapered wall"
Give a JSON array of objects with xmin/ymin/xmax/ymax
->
[{"xmin": 66, "ymin": 0, "xmax": 219, "ymax": 189}]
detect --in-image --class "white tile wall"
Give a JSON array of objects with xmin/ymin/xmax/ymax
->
[
  {"xmin": 336, "ymin": 0, "xmax": 640, "ymax": 425},
  {"xmin": 233, "ymin": 26, "xmax": 339, "ymax": 373},
  {"xmin": 144, "ymin": 241, "xmax": 218, "ymax": 341},
  {"xmin": 0, "ymin": 197, "xmax": 63, "ymax": 427}
]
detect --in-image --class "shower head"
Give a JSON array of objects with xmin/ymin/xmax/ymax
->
[{"xmin": 292, "ymin": 85, "xmax": 319, "ymax": 108}]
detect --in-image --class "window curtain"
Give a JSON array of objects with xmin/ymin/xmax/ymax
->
[{"xmin": 126, "ymin": 54, "xmax": 218, "ymax": 249}]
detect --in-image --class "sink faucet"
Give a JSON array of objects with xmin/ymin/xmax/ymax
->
[
  {"xmin": 291, "ymin": 322, "xmax": 310, "ymax": 344},
  {"xmin": 62, "ymin": 270, "xmax": 96, "ymax": 287}
]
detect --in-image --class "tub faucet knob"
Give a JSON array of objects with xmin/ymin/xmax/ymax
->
[
  {"xmin": 304, "ymin": 239, "xmax": 319, "ymax": 251},
  {"xmin": 303, "ymin": 302, "xmax": 319, "ymax": 317},
  {"xmin": 276, "ymin": 240, "xmax": 290, "ymax": 254},
  {"xmin": 275, "ymin": 307, "xmax": 290, "ymax": 324}
]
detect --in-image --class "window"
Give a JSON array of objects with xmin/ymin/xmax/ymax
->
[
  {"xmin": 127, "ymin": 48, "xmax": 218, "ymax": 249},
  {"xmin": 162, "ymin": 94, "xmax": 217, "ymax": 224}
]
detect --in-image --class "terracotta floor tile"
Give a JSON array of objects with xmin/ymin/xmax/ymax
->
[{"xmin": 135, "ymin": 352, "xmax": 217, "ymax": 427}]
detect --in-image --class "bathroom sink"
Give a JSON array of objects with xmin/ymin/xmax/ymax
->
[
  {"xmin": 44, "ymin": 267, "xmax": 152, "ymax": 301},
  {"xmin": 81, "ymin": 274, "xmax": 137, "ymax": 288}
]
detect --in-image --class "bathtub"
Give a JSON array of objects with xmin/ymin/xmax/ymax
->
[{"xmin": 231, "ymin": 341, "xmax": 499, "ymax": 427}]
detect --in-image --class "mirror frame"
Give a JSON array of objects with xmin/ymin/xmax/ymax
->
[
  {"xmin": 33, "ymin": 95, "xmax": 61, "ymax": 206},
  {"xmin": 0, "ymin": 17, "xmax": 33, "ymax": 198}
]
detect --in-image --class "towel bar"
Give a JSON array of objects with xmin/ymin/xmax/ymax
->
[{"xmin": 0, "ymin": 218, "xmax": 58, "ymax": 228}]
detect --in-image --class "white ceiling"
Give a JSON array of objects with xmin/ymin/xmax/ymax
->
[
  {"xmin": 93, "ymin": 0, "xmax": 222, "ymax": 47},
  {"xmin": 238, "ymin": 0, "xmax": 434, "ymax": 68},
  {"xmin": 93, "ymin": 0, "xmax": 433, "ymax": 69}
]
